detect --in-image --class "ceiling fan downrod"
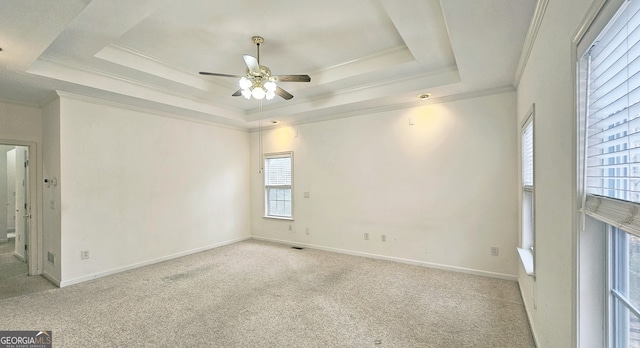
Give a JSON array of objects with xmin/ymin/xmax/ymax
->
[{"xmin": 252, "ymin": 36, "xmax": 264, "ymax": 64}]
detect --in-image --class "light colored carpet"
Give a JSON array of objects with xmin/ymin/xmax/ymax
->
[
  {"xmin": 0, "ymin": 237, "xmax": 15, "ymax": 254},
  {"xmin": 0, "ymin": 238, "xmax": 57, "ymax": 300},
  {"xmin": 0, "ymin": 238, "xmax": 28, "ymax": 281},
  {"xmin": 0, "ymin": 240, "xmax": 535, "ymax": 347}
]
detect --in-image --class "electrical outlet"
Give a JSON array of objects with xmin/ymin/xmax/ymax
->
[
  {"xmin": 47, "ymin": 252, "xmax": 55, "ymax": 264},
  {"xmin": 425, "ymin": 249, "xmax": 428, "ymax": 255},
  {"xmin": 305, "ymin": 228, "xmax": 310, "ymax": 235},
  {"xmin": 81, "ymin": 250, "xmax": 90, "ymax": 260},
  {"xmin": 381, "ymin": 235, "xmax": 386, "ymax": 242},
  {"xmin": 364, "ymin": 233, "xmax": 369, "ymax": 240},
  {"xmin": 288, "ymin": 224, "xmax": 293, "ymax": 231},
  {"xmin": 491, "ymin": 247, "xmax": 499, "ymax": 256}
]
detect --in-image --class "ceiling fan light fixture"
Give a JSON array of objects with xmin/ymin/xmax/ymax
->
[
  {"xmin": 239, "ymin": 77, "xmax": 252, "ymax": 89},
  {"xmin": 264, "ymin": 81, "xmax": 277, "ymax": 92},
  {"xmin": 266, "ymin": 91, "xmax": 276, "ymax": 100},
  {"xmin": 252, "ymin": 86, "xmax": 266, "ymax": 100},
  {"xmin": 200, "ymin": 36, "xmax": 310, "ymax": 101}
]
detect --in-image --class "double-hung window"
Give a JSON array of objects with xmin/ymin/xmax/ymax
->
[
  {"xmin": 519, "ymin": 110, "xmax": 535, "ymax": 276},
  {"xmin": 264, "ymin": 152, "xmax": 293, "ymax": 219},
  {"xmin": 578, "ymin": 0, "xmax": 640, "ymax": 346}
]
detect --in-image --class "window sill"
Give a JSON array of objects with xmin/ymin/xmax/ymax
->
[
  {"xmin": 517, "ymin": 247, "xmax": 535, "ymax": 277},
  {"xmin": 263, "ymin": 216, "xmax": 294, "ymax": 221}
]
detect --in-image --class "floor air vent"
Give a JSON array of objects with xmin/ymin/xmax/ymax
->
[{"xmin": 291, "ymin": 246, "xmax": 304, "ymax": 250}]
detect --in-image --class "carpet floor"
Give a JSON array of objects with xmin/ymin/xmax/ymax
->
[
  {"xmin": 0, "ymin": 237, "xmax": 16, "ymax": 254},
  {"xmin": 0, "ymin": 238, "xmax": 57, "ymax": 301},
  {"xmin": 0, "ymin": 239, "xmax": 535, "ymax": 347}
]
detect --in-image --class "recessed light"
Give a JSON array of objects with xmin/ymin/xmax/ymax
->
[
  {"xmin": 418, "ymin": 93, "xmax": 431, "ymax": 100},
  {"xmin": 271, "ymin": 120, "xmax": 279, "ymax": 125},
  {"xmin": 0, "ymin": 47, "xmax": 3, "ymax": 52}
]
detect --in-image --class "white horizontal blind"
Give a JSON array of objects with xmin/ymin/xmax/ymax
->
[
  {"xmin": 584, "ymin": 195, "xmax": 640, "ymax": 237},
  {"xmin": 522, "ymin": 119, "xmax": 534, "ymax": 189},
  {"xmin": 584, "ymin": 0, "xmax": 640, "ymax": 238},
  {"xmin": 265, "ymin": 156, "xmax": 291, "ymax": 186}
]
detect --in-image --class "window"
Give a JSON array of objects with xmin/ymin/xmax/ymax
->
[
  {"xmin": 264, "ymin": 152, "xmax": 293, "ymax": 219},
  {"xmin": 518, "ymin": 110, "xmax": 535, "ymax": 276},
  {"xmin": 578, "ymin": 0, "xmax": 640, "ymax": 346},
  {"xmin": 610, "ymin": 226, "xmax": 640, "ymax": 347}
]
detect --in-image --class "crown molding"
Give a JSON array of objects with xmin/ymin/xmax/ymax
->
[
  {"xmin": 245, "ymin": 65, "xmax": 460, "ymax": 120},
  {"xmin": 248, "ymin": 85, "xmax": 516, "ymax": 132},
  {"xmin": 513, "ymin": 0, "xmax": 549, "ymax": 87},
  {"xmin": 54, "ymin": 91, "xmax": 249, "ymax": 132},
  {"xmin": 0, "ymin": 98, "xmax": 40, "ymax": 108}
]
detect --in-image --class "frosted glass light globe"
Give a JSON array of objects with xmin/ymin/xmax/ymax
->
[
  {"xmin": 264, "ymin": 81, "xmax": 277, "ymax": 92},
  {"xmin": 239, "ymin": 77, "xmax": 252, "ymax": 89},
  {"xmin": 266, "ymin": 91, "xmax": 276, "ymax": 100},
  {"xmin": 252, "ymin": 87, "xmax": 266, "ymax": 99}
]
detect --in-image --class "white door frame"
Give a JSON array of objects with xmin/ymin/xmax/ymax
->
[{"xmin": 0, "ymin": 140, "xmax": 40, "ymax": 275}]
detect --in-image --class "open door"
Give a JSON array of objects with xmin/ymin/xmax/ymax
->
[{"xmin": 13, "ymin": 147, "xmax": 29, "ymax": 265}]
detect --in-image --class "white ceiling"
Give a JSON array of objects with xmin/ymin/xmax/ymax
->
[{"xmin": 0, "ymin": 0, "xmax": 537, "ymax": 129}]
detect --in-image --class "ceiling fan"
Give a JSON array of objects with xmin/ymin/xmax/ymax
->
[{"xmin": 199, "ymin": 36, "xmax": 311, "ymax": 100}]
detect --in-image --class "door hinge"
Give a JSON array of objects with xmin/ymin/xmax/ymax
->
[
  {"xmin": 25, "ymin": 245, "xmax": 28, "ymax": 251},
  {"xmin": 24, "ymin": 160, "xmax": 28, "ymax": 167}
]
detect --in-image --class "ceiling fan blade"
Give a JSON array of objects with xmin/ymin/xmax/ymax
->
[
  {"xmin": 232, "ymin": 89, "xmax": 242, "ymax": 97},
  {"xmin": 242, "ymin": 54, "xmax": 260, "ymax": 75},
  {"xmin": 272, "ymin": 75, "xmax": 311, "ymax": 83},
  {"xmin": 199, "ymin": 72, "xmax": 242, "ymax": 78},
  {"xmin": 275, "ymin": 86, "xmax": 294, "ymax": 100}
]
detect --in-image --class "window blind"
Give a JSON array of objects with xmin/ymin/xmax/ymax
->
[
  {"xmin": 522, "ymin": 119, "xmax": 534, "ymax": 189},
  {"xmin": 584, "ymin": 0, "xmax": 640, "ymax": 238},
  {"xmin": 264, "ymin": 153, "xmax": 293, "ymax": 218},
  {"xmin": 265, "ymin": 156, "xmax": 291, "ymax": 186}
]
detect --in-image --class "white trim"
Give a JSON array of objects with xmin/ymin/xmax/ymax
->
[
  {"xmin": 247, "ymin": 85, "xmax": 517, "ymax": 132},
  {"xmin": 0, "ymin": 98, "xmax": 40, "ymax": 108},
  {"xmin": 59, "ymin": 236, "xmax": 251, "ymax": 288},
  {"xmin": 573, "ymin": 0, "xmax": 626, "ymax": 57},
  {"xmin": 513, "ymin": 0, "xmax": 549, "ymax": 87},
  {"xmin": 572, "ymin": 2, "xmax": 628, "ymax": 346},
  {"xmin": 517, "ymin": 248, "xmax": 535, "ymax": 277},
  {"xmin": 518, "ymin": 280, "xmax": 540, "ymax": 347},
  {"xmin": 0, "ymin": 140, "xmax": 40, "ymax": 277},
  {"xmin": 263, "ymin": 151, "xmax": 294, "ymax": 220},
  {"xmin": 12, "ymin": 251, "xmax": 26, "ymax": 262},
  {"xmin": 41, "ymin": 270, "xmax": 61, "ymax": 287},
  {"xmin": 262, "ymin": 216, "xmax": 294, "ymax": 221},
  {"xmin": 251, "ymin": 236, "xmax": 517, "ymax": 281},
  {"xmin": 54, "ymin": 91, "xmax": 249, "ymax": 133}
]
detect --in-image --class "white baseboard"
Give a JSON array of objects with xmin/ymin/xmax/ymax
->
[
  {"xmin": 251, "ymin": 236, "xmax": 518, "ymax": 281},
  {"xmin": 42, "ymin": 271, "xmax": 61, "ymax": 287},
  {"xmin": 59, "ymin": 236, "xmax": 251, "ymax": 288},
  {"xmin": 13, "ymin": 251, "xmax": 25, "ymax": 262},
  {"xmin": 518, "ymin": 278, "xmax": 539, "ymax": 347}
]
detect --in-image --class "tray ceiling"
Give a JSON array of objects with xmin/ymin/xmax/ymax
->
[{"xmin": 0, "ymin": 0, "xmax": 537, "ymax": 128}]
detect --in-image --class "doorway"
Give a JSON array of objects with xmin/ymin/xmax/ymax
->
[{"xmin": 0, "ymin": 145, "xmax": 30, "ymax": 280}]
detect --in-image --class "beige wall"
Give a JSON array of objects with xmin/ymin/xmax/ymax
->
[
  {"xmin": 516, "ymin": 0, "xmax": 597, "ymax": 346},
  {"xmin": 251, "ymin": 91, "xmax": 519, "ymax": 278},
  {"xmin": 57, "ymin": 95, "xmax": 251, "ymax": 286}
]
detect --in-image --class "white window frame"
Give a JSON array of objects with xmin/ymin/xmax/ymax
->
[
  {"xmin": 576, "ymin": 0, "xmax": 640, "ymax": 346},
  {"xmin": 608, "ymin": 225, "xmax": 640, "ymax": 348},
  {"xmin": 263, "ymin": 152, "xmax": 293, "ymax": 220},
  {"xmin": 518, "ymin": 105, "xmax": 535, "ymax": 277}
]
